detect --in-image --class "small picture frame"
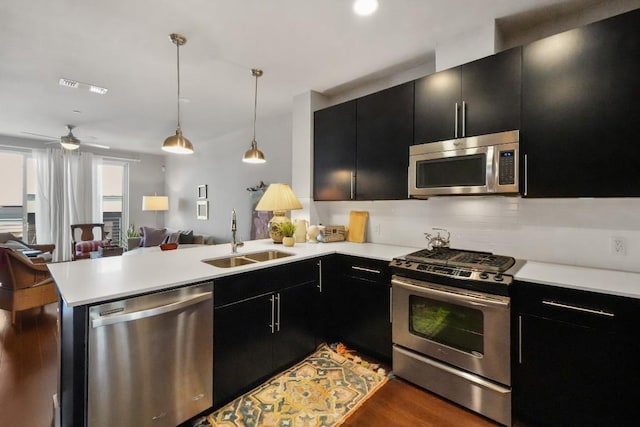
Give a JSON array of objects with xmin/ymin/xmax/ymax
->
[
  {"xmin": 197, "ymin": 184, "xmax": 208, "ymax": 199},
  {"xmin": 196, "ymin": 200, "xmax": 209, "ymax": 220}
]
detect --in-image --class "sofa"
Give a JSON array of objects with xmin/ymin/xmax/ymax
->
[{"xmin": 127, "ymin": 227, "xmax": 216, "ymax": 252}]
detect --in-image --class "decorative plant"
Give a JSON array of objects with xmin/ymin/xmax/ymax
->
[
  {"xmin": 278, "ymin": 221, "xmax": 296, "ymax": 238},
  {"xmin": 126, "ymin": 223, "xmax": 140, "ymax": 238}
]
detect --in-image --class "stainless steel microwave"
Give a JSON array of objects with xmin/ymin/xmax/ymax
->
[{"xmin": 409, "ymin": 130, "xmax": 519, "ymax": 198}]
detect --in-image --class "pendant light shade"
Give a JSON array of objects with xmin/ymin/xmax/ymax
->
[
  {"xmin": 242, "ymin": 68, "xmax": 266, "ymax": 164},
  {"xmin": 162, "ymin": 33, "xmax": 194, "ymax": 154}
]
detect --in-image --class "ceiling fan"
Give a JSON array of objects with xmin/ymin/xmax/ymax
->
[{"xmin": 22, "ymin": 124, "xmax": 110, "ymax": 150}]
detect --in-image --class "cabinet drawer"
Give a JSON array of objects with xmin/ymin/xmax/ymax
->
[
  {"xmin": 341, "ymin": 256, "xmax": 391, "ymax": 284},
  {"xmin": 214, "ymin": 259, "xmax": 318, "ymax": 307},
  {"xmin": 513, "ymin": 280, "xmax": 639, "ymax": 332}
]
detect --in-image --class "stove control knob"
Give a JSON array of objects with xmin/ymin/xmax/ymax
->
[
  {"xmin": 404, "ymin": 261, "xmax": 412, "ymax": 267},
  {"xmin": 395, "ymin": 259, "xmax": 403, "ymax": 265},
  {"xmin": 494, "ymin": 274, "xmax": 504, "ymax": 282},
  {"xmin": 479, "ymin": 272, "xmax": 489, "ymax": 280}
]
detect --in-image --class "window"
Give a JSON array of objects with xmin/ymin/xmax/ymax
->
[
  {"xmin": 0, "ymin": 151, "xmax": 36, "ymax": 242},
  {"xmin": 100, "ymin": 161, "xmax": 129, "ymax": 245}
]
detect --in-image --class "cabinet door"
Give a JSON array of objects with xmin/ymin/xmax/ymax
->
[
  {"xmin": 356, "ymin": 82, "xmax": 414, "ymax": 200},
  {"xmin": 460, "ymin": 47, "xmax": 521, "ymax": 137},
  {"xmin": 414, "ymin": 68, "xmax": 461, "ymax": 143},
  {"xmin": 213, "ymin": 295, "xmax": 273, "ymax": 408},
  {"xmin": 522, "ymin": 9, "xmax": 640, "ymax": 197},
  {"xmin": 272, "ymin": 281, "xmax": 318, "ymax": 372},
  {"xmin": 313, "ymin": 100, "xmax": 357, "ymax": 201},
  {"xmin": 515, "ymin": 314, "xmax": 622, "ymax": 426},
  {"xmin": 333, "ymin": 257, "xmax": 392, "ymax": 363}
]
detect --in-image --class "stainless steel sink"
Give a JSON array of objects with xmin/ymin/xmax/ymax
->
[{"xmin": 202, "ymin": 250, "xmax": 293, "ymax": 268}]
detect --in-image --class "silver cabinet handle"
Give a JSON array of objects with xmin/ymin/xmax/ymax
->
[
  {"xmin": 275, "ymin": 293, "xmax": 281, "ymax": 332},
  {"xmin": 317, "ymin": 260, "xmax": 323, "ymax": 293},
  {"xmin": 389, "ymin": 287, "xmax": 393, "ymax": 323},
  {"xmin": 524, "ymin": 154, "xmax": 528, "ymax": 196},
  {"xmin": 454, "ymin": 102, "xmax": 459, "ymax": 138},
  {"xmin": 91, "ymin": 292, "xmax": 212, "ymax": 328},
  {"xmin": 518, "ymin": 315, "xmax": 523, "ymax": 364},
  {"xmin": 269, "ymin": 295, "xmax": 275, "ymax": 333},
  {"xmin": 462, "ymin": 101, "xmax": 466, "ymax": 137},
  {"xmin": 542, "ymin": 300, "xmax": 615, "ymax": 317},
  {"xmin": 350, "ymin": 171, "xmax": 355, "ymax": 200},
  {"xmin": 352, "ymin": 266, "xmax": 381, "ymax": 274}
]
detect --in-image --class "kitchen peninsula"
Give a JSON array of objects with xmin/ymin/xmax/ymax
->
[{"xmin": 49, "ymin": 239, "xmax": 417, "ymax": 427}]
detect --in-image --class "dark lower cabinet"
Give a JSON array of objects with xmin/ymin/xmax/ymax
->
[
  {"xmin": 513, "ymin": 281, "xmax": 640, "ymax": 427},
  {"xmin": 213, "ymin": 259, "xmax": 320, "ymax": 408},
  {"xmin": 327, "ymin": 256, "xmax": 392, "ymax": 363},
  {"xmin": 213, "ymin": 294, "xmax": 273, "ymax": 408},
  {"xmin": 521, "ymin": 8, "xmax": 640, "ymax": 197}
]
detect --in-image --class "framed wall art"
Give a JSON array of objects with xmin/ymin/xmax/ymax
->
[
  {"xmin": 196, "ymin": 200, "xmax": 209, "ymax": 220},
  {"xmin": 197, "ymin": 184, "xmax": 208, "ymax": 199}
]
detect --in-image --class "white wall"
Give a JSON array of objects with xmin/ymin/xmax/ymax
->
[
  {"xmin": 128, "ymin": 153, "xmax": 167, "ymax": 230},
  {"xmin": 164, "ymin": 113, "xmax": 292, "ymax": 243},
  {"xmin": 315, "ymin": 198, "xmax": 640, "ymax": 273}
]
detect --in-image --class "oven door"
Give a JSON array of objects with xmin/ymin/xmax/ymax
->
[{"xmin": 392, "ymin": 276, "xmax": 510, "ymax": 386}]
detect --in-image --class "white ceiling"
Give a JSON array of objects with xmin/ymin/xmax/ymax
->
[{"xmin": 0, "ymin": 0, "xmax": 581, "ymax": 154}]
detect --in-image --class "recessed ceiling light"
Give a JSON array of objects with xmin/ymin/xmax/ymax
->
[{"xmin": 353, "ymin": 0, "xmax": 378, "ymax": 16}]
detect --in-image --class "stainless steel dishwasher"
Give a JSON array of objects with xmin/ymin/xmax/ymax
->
[{"xmin": 87, "ymin": 282, "xmax": 213, "ymax": 427}]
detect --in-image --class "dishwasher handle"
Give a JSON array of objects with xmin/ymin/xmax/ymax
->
[{"xmin": 91, "ymin": 292, "xmax": 212, "ymax": 328}]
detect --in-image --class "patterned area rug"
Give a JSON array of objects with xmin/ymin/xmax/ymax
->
[{"xmin": 208, "ymin": 344, "xmax": 388, "ymax": 427}]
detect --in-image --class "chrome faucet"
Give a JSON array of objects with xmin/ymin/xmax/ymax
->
[{"xmin": 231, "ymin": 209, "xmax": 244, "ymax": 253}]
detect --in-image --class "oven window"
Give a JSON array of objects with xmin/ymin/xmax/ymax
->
[
  {"xmin": 416, "ymin": 154, "xmax": 486, "ymax": 188},
  {"xmin": 409, "ymin": 295, "xmax": 484, "ymax": 355}
]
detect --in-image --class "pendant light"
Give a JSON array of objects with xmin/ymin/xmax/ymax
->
[
  {"xmin": 242, "ymin": 68, "xmax": 266, "ymax": 164},
  {"xmin": 162, "ymin": 33, "xmax": 194, "ymax": 154}
]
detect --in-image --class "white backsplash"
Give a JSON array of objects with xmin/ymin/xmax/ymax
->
[{"xmin": 314, "ymin": 197, "xmax": 640, "ymax": 273}]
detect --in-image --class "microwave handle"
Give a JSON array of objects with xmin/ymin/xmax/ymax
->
[{"xmin": 407, "ymin": 166, "xmax": 411, "ymax": 199}]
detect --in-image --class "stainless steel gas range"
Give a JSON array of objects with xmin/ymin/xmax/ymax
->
[{"xmin": 390, "ymin": 247, "xmax": 524, "ymax": 426}]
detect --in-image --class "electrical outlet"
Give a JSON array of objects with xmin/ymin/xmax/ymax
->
[
  {"xmin": 374, "ymin": 223, "xmax": 381, "ymax": 235},
  {"xmin": 610, "ymin": 237, "xmax": 626, "ymax": 255}
]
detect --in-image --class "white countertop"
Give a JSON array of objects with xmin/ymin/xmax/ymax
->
[
  {"xmin": 515, "ymin": 261, "xmax": 640, "ymax": 299},
  {"xmin": 48, "ymin": 239, "xmax": 419, "ymax": 307}
]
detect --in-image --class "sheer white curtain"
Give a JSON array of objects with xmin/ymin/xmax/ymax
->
[{"xmin": 35, "ymin": 148, "xmax": 101, "ymax": 262}]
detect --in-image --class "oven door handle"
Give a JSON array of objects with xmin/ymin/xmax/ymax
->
[{"xmin": 392, "ymin": 278, "xmax": 509, "ymax": 309}]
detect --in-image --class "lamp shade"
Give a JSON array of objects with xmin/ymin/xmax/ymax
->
[
  {"xmin": 162, "ymin": 128, "xmax": 194, "ymax": 154},
  {"xmin": 255, "ymin": 184, "xmax": 302, "ymax": 213},
  {"xmin": 142, "ymin": 195, "xmax": 169, "ymax": 211}
]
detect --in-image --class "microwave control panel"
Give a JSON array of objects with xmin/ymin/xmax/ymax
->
[{"xmin": 498, "ymin": 150, "xmax": 515, "ymax": 185}]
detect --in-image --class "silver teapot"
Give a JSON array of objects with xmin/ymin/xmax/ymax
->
[{"xmin": 424, "ymin": 228, "xmax": 450, "ymax": 250}]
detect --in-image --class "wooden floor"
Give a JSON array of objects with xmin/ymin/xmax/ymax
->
[
  {"xmin": 0, "ymin": 303, "xmax": 59, "ymax": 427},
  {"xmin": 1, "ymin": 304, "xmax": 510, "ymax": 427}
]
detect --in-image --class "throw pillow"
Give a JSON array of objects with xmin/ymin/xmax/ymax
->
[
  {"xmin": 178, "ymin": 230, "xmax": 194, "ymax": 244},
  {"xmin": 142, "ymin": 227, "xmax": 167, "ymax": 247},
  {"xmin": 163, "ymin": 231, "xmax": 181, "ymax": 244}
]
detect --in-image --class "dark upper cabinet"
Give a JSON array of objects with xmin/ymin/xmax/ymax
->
[
  {"xmin": 313, "ymin": 82, "xmax": 414, "ymax": 201},
  {"xmin": 414, "ymin": 47, "xmax": 522, "ymax": 144},
  {"xmin": 313, "ymin": 100, "xmax": 357, "ymax": 201},
  {"xmin": 521, "ymin": 9, "xmax": 640, "ymax": 197},
  {"xmin": 356, "ymin": 81, "xmax": 414, "ymax": 200}
]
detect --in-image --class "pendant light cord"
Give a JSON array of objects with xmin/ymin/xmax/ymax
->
[
  {"xmin": 176, "ymin": 41, "xmax": 181, "ymax": 129},
  {"xmin": 252, "ymin": 72, "xmax": 258, "ymax": 142}
]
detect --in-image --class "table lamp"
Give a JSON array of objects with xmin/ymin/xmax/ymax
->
[
  {"xmin": 142, "ymin": 195, "xmax": 169, "ymax": 227},
  {"xmin": 254, "ymin": 183, "xmax": 302, "ymax": 243}
]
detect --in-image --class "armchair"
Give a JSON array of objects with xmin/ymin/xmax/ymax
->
[
  {"xmin": 0, "ymin": 232, "xmax": 55, "ymax": 260},
  {"xmin": 0, "ymin": 247, "xmax": 58, "ymax": 325},
  {"xmin": 71, "ymin": 223, "xmax": 109, "ymax": 260}
]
